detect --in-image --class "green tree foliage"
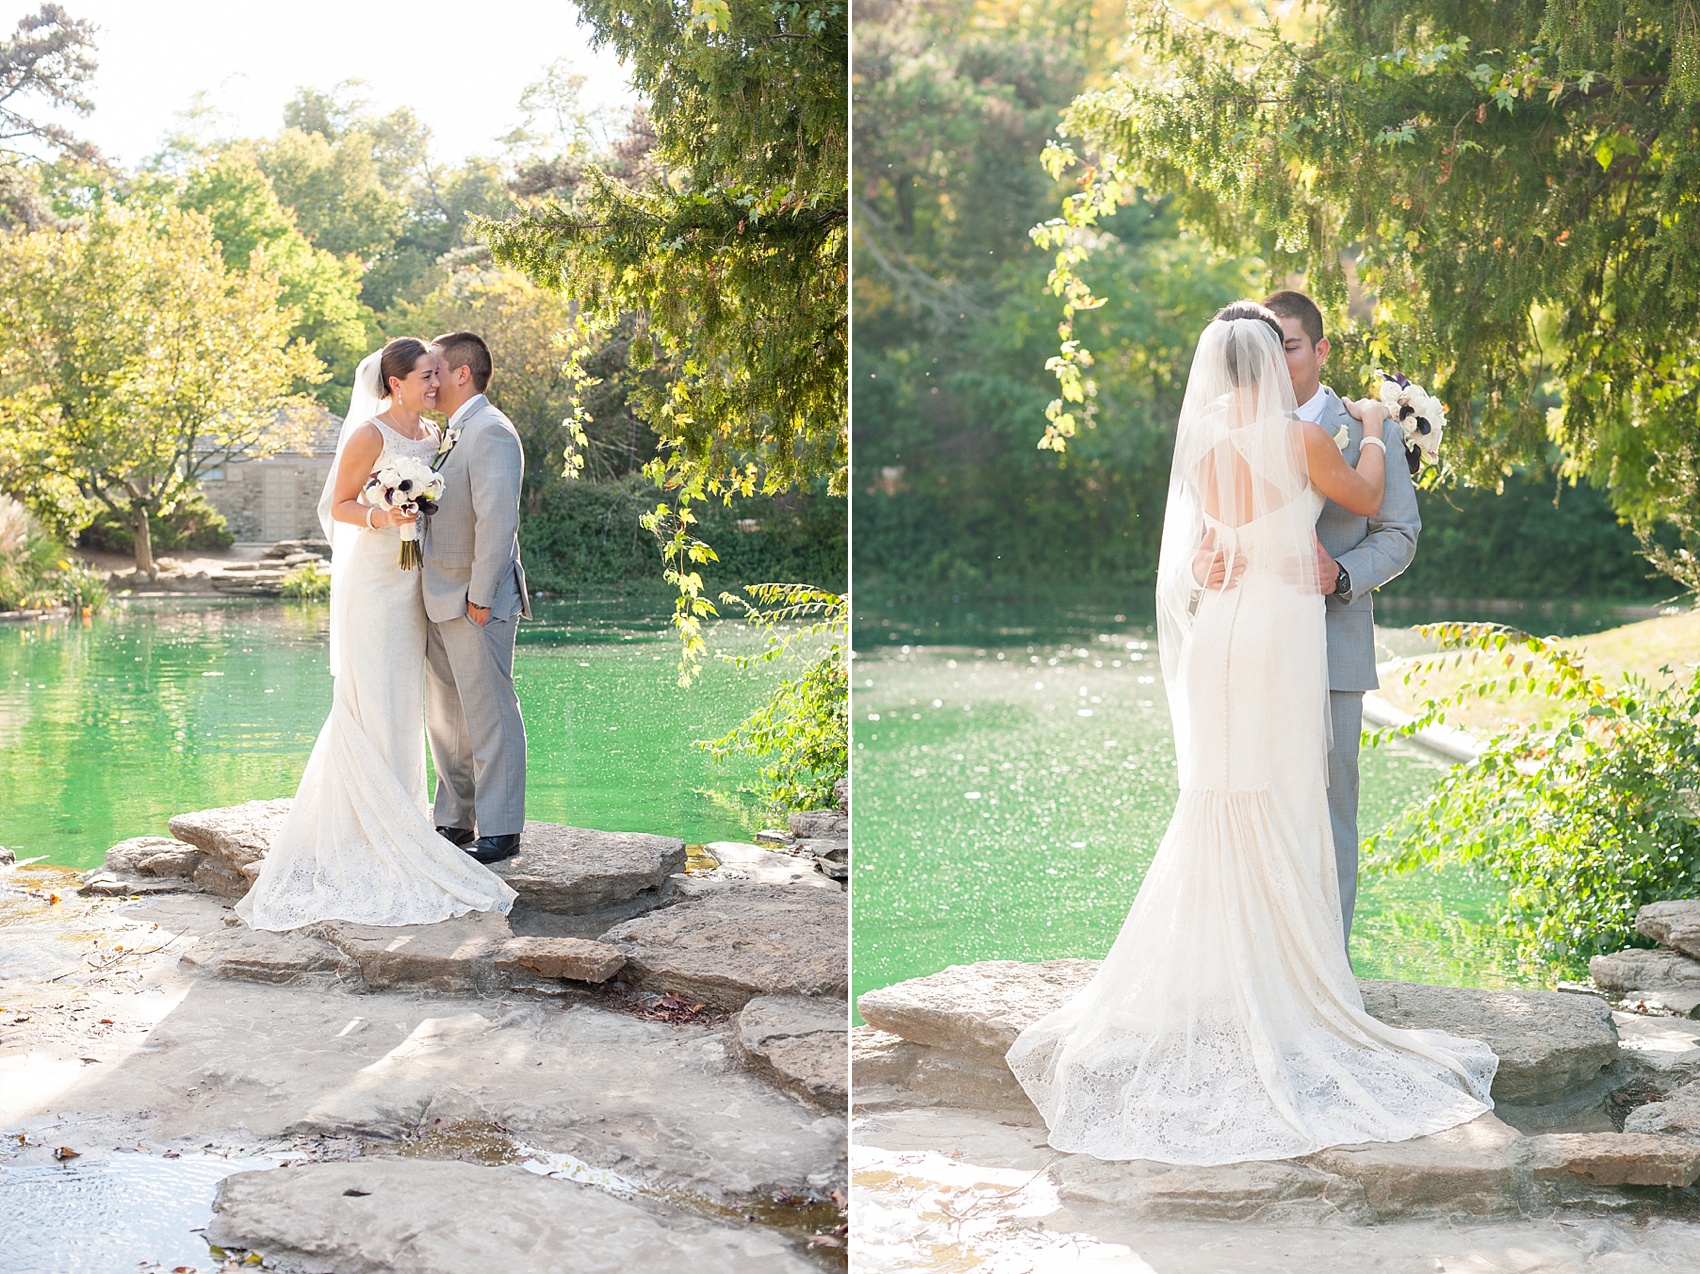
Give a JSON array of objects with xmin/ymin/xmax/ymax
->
[
  {"xmin": 173, "ymin": 153, "xmax": 373, "ymax": 404},
  {"xmin": 1369, "ymin": 622, "xmax": 1700, "ymax": 961},
  {"xmin": 482, "ymin": 0, "xmax": 848, "ymax": 667},
  {"xmin": 0, "ymin": 203, "xmax": 322, "ymax": 574},
  {"xmin": 853, "ymin": 0, "xmax": 1258, "ymax": 593},
  {"xmin": 0, "ymin": 4, "xmax": 98, "ymax": 230},
  {"xmin": 1042, "ymin": 0, "xmax": 1700, "ymax": 589}
]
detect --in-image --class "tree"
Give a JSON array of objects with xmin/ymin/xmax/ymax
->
[
  {"xmin": 1040, "ymin": 0, "xmax": 1700, "ymax": 589},
  {"xmin": 0, "ymin": 3, "xmax": 98, "ymax": 232},
  {"xmin": 393, "ymin": 264, "xmax": 661, "ymax": 493},
  {"xmin": 174, "ymin": 152, "xmax": 374, "ymax": 405},
  {"xmin": 0, "ymin": 204, "xmax": 322, "ymax": 574},
  {"xmin": 481, "ymin": 0, "xmax": 848, "ymax": 665}
]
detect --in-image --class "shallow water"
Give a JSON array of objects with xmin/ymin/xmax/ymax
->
[
  {"xmin": 851, "ymin": 616, "xmax": 1561, "ymax": 1016},
  {"xmin": 0, "ymin": 1152, "xmax": 275, "ymax": 1274},
  {"xmin": 0, "ymin": 596, "xmax": 782, "ymax": 869}
]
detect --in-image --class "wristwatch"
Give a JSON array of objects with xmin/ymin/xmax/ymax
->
[{"xmin": 1335, "ymin": 564, "xmax": 1354, "ymax": 605}]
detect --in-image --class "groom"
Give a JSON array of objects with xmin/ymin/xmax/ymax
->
[
  {"xmin": 1265, "ymin": 290, "xmax": 1421, "ymax": 946},
  {"xmin": 422, "ymin": 331, "xmax": 531, "ymax": 865}
]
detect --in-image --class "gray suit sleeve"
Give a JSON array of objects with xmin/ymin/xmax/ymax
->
[
  {"xmin": 467, "ymin": 421, "xmax": 523, "ymax": 609},
  {"xmin": 1335, "ymin": 416, "xmax": 1420, "ymax": 593}
]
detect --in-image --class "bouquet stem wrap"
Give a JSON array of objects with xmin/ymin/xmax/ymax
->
[{"xmin": 398, "ymin": 520, "xmax": 422, "ymax": 570}]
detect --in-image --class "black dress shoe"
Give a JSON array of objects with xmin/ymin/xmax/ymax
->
[
  {"xmin": 436, "ymin": 826, "xmax": 477, "ymax": 848},
  {"xmin": 467, "ymin": 833, "xmax": 520, "ymax": 864}
]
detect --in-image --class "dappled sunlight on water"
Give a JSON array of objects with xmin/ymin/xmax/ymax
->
[{"xmin": 851, "ymin": 630, "xmax": 1545, "ymax": 1013}]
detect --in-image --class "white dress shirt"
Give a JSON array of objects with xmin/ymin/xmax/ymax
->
[{"xmin": 1294, "ymin": 385, "xmax": 1328, "ymax": 422}]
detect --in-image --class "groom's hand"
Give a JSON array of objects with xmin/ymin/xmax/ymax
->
[
  {"xmin": 1315, "ymin": 540, "xmax": 1340, "ymax": 595},
  {"xmin": 466, "ymin": 601, "xmax": 491, "ymax": 627}
]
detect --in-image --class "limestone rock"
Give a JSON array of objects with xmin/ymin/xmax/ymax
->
[
  {"xmin": 855, "ymin": 959, "xmax": 1099, "ymax": 1066},
  {"xmin": 1055, "ymin": 1155, "xmax": 1372, "ymax": 1226},
  {"xmin": 788, "ymin": 809, "xmax": 847, "ymax": 840},
  {"xmin": 490, "ymin": 822, "xmax": 686, "ymax": 914},
  {"xmin": 850, "ymin": 1026, "xmax": 926, "ymax": 1091},
  {"xmin": 1613, "ymin": 1011, "xmax": 1700, "ymax": 1077},
  {"xmin": 0, "ymin": 846, "xmax": 13, "ymax": 865},
  {"xmin": 1526, "ymin": 1131, "xmax": 1700, "ymax": 1187},
  {"xmin": 181, "ymin": 926, "xmax": 357, "ymax": 986},
  {"xmin": 318, "ymin": 910, "xmax": 514, "ymax": 994},
  {"xmin": 208, "ymin": 1159, "xmax": 815, "ymax": 1274},
  {"xmin": 1358, "ymin": 980, "xmax": 1620, "ymax": 1105},
  {"xmin": 1623, "ymin": 1078, "xmax": 1700, "ymax": 1136},
  {"xmin": 168, "ymin": 799, "xmax": 293, "ymax": 874},
  {"xmin": 702, "ymin": 842, "xmax": 835, "ymax": 888},
  {"xmin": 103, "ymin": 835, "xmax": 204, "ymax": 878},
  {"xmin": 495, "ymin": 935, "xmax": 625, "ymax": 983},
  {"xmin": 1590, "ymin": 946, "xmax": 1700, "ymax": 992},
  {"xmin": 1303, "ymin": 1113, "xmax": 1531, "ymax": 1219},
  {"xmin": 833, "ymin": 776, "xmax": 847, "ymax": 812},
  {"xmin": 76, "ymin": 871, "xmax": 194, "ymax": 897},
  {"xmin": 192, "ymin": 857, "xmax": 252, "ymax": 898},
  {"xmin": 1636, "ymin": 899, "xmax": 1700, "ymax": 960},
  {"xmin": 798, "ymin": 837, "xmax": 848, "ymax": 864},
  {"xmin": 606, "ymin": 886, "xmax": 847, "ymax": 1010},
  {"xmin": 734, "ymin": 994, "xmax": 848, "ymax": 1111}
]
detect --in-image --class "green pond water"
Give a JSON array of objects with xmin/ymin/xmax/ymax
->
[
  {"xmin": 852, "ymin": 598, "xmax": 1592, "ymax": 1016},
  {"xmin": 0, "ymin": 596, "xmax": 782, "ymax": 870}
]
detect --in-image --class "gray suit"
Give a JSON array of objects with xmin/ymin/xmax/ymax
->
[
  {"xmin": 421, "ymin": 394, "xmax": 532, "ymax": 838},
  {"xmin": 1312, "ymin": 387, "xmax": 1421, "ymax": 944}
]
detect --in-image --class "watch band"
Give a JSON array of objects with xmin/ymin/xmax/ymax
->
[{"xmin": 1335, "ymin": 565, "xmax": 1353, "ymax": 602}]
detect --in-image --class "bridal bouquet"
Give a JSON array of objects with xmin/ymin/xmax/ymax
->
[
  {"xmin": 361, "ymin": 456, "xmax": 444, "ymax": 570},
  {"xmin": 1377, "ymin": 372, "xmax": 1446, "ymax": 476}
]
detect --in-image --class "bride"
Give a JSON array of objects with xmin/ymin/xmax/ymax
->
[
  {"xmin": 1006, "ymin": 303, "xmax": 1497, "ymax": 1165},
  {"xmin": 236, "ymin": 339, "xmax": 517, "ymax": 931}
]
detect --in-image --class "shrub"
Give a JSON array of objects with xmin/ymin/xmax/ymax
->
[
  {"xmin": 0, "ymin": 495, "xmax": 109, "ymax": 612},
  {"xmin": 1367, "ymin": 622, "xmax": 1700, "ymax": 961},
  {"xmin": 279, "ymin": 559, "xmax": 330, "ymax": 599},
  {"xmin": 79, "ymin": 491, "xmax": 234, "ymax": 555}
]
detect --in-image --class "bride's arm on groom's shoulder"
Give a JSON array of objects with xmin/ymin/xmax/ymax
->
[
  {"xmin": 1301, "ymin": 411, "xmax": 1386, "ymax": 517},
  {"xmin": 466, "ymin": 422, "xmax": 523, "ymax": 614},
  {"xmin": 330, "ymin": 424, "xmax": 410, "ymax": 528},
  {"xmin": 1335, "ymin": 407, "xmax": 1420, "ymax": 594}
]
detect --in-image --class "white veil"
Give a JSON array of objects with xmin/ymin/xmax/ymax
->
[
  {"xmin": 318, "ymin": 350, "xmax": 387, "ymax": 676},
  {"xmin": 1153, "ymin": 314, "xmax": 1330, "ymax": 774}
]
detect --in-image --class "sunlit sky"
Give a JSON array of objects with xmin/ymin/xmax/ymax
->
[{"xmin": 5, "ymin": 0, "xmax": 637, "ymax": 165}]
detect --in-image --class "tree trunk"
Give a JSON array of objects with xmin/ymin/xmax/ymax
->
[{"xmin": 131, "ymin": 505, "xmax": 155, "ymax": 578}]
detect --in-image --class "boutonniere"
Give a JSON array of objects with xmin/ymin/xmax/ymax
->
[
  {"xmin": 431, "ymin": 425, "xmax": 463, "ymax": 473},
  {"xmin": 1332, "ymin": 423, "xmax": 1351, "ymax": 452}
]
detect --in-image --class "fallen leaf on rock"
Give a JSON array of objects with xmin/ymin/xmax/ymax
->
[
  {"xmin": 808, "ymin": 1235, "xmax": 846, "ymax": 1248},
  {"xmin": 98, "ymin": 1018, "xmax": 113, "ymax": 1025},
  {"xmin": 78, "ymin": 1057, "xmax": 101, "ymax": 1065},
  {"xmin": 830, "ymin": 1188, "xmax": 847, "ymax": 1209},
  {"xmin": 342, "ymin": 1188, "xmax": 371, "ymax": 1197},
  {"xmin": 53, "ymin": 1146, "xmax": 79, "ymax": 1160}
]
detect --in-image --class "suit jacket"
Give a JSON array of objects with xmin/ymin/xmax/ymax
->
[
  {"xmin": 1313, "ymin": 386, "xmax": 1420, "ymax": 693},
  {"xmin": 421, "ymin": 394, "xmax": 531, "ymax": 625}
]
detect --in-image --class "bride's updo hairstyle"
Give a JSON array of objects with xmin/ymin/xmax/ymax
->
[
  {"xmin": 374, "ymin": 336, "xmax": 432, "ymax": 400},
  {"xmin": 1212, "ymin": 301, "xmax": 1284, "ymax": 388}
]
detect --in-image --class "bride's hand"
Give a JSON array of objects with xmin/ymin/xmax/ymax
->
[
  {"xmin": 371, "ymin": 506, "xmax": 418, "ymax": 528},
  {"xmin": 1347, "ymin": 397, "xmax": 1390, "ymax": 430}
]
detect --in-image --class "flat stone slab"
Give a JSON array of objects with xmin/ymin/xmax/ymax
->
[
  {"xmin": 1614, "ymin": 1010, "xmax": 1700, "ymax": 1076},
  {"xmin": 103, "ymin": 835, "xmax": 204, "ymax": 878},
  {"xmin": 1301, "ymin": 1113, "xmax": 1532, "ymax": 1219},
  {"xmin": 856, "ymin": 959, "xmax": 1098, "ymax": 1068},
  {"xmin": 208, "ymin": 1159, "xmax": 815, "ymax": 1274},
  {"xmin": 494, "ymin": 935, "xmax": 625, "ymax": 983},
  {"xmin": 490, "ymin": 822, "xmax": 686, "ymax": 914},
  {"xmin": 36, "ymin": 977, "xmax": 844, "ymax": 1198},
  {"xmin": 168, "ymin": 799, "xmax": 293, "ymax": 876},
  {"xmin": 858, "ymin": 962, "xmax": 1621, "ymax": 1107},
  {"xmin": 788, "ymin": 809, "xmax": 846, "ymax": 839},
  {"xmin": 1624, "ymin": 1077, "xmax": 1700, "ymax": 1136},
  {"xmin": 317, "ymin": 910, "xmax": 514, "ymax": 995},
  {"xmin": 76, "ymin": 870, "xmax": 196, "ymax": 897},
  {"xmin": 1526, "ymin": 1131, "xmax": 1700, "ymax": 1186},
  {"xmin": 605, "ymin": 885, "xmax": 847, "ymax": 1010},
  {"xmin": 702, "ymin": 842, "xmax": 837, "ymax": 888},
  {"xmin": 1359, "ymin": 980, "xmax": 1620, "ymax": 1105},
  {"xmin": 734, "ymin": 995, "xmax": 848, "ymax": 1111},
  {"xmin": 181, "ymin": 925, "xmax": 358, "ymax": 987},
  {"xmin": 1638, "ymin": 899, "xmax": 1700, "ymax": 960},
  {"xmin": 1591, "ymin": 946, "xmax": 1700, "ymax": 991}
]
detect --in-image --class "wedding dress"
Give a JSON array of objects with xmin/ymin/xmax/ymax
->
[
  {"xmin": 236, "ymin": 355, "xmax": 516, "ymax": 932},
  {"xmin": 1005, "ymin": 316, "xmax": 1496, "ymax": 1165}
]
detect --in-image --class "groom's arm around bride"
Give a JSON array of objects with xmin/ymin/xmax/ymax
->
[{"xmin": 421, "ymin": 331, "xmax": 532, "ymax": 865}]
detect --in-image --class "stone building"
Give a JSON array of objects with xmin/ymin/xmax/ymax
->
[{"xmin": 197, "ymin": 409, "xmax": 342, "ymax": 544}]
